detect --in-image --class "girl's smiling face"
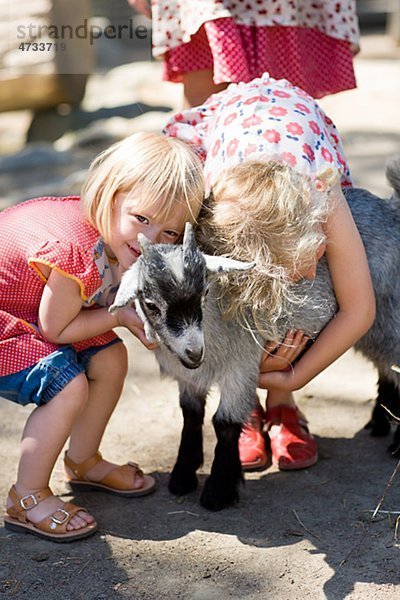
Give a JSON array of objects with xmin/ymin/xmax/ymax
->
[{"xmin": 107, "ymin": 192, "xmax": 188, "ymax": 270}]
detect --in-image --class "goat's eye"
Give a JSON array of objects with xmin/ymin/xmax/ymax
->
[{"xmin": 144, "ymin": 301, "xmax": 161, "ymax": 315}]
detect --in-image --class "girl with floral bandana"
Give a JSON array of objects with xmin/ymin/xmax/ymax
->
[{"xmin": 164, "ymin": 73, "xmax": 375, "ymax": 472}]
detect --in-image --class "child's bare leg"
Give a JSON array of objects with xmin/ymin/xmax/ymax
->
[
  {"xmin": 266, "ymin": 389, "xmax": 296, "ymax": 437},
  {"xmin": 8, "ymin": 373, "xmax": 95, "ymax": 530},
  {"xmin": 67, "ymin": 343, "xmax": 127, "ymax": 464},
  {"xmin": 65, "ymin": 342, "xmax": 145, "ymax": 489},
  {"xmin": 182, "ymin": 69, "xmax": 228, "ymax": 108},
  {"xmin": 266, "ymin": 389, "xmax": 296, "ymax": 410}
]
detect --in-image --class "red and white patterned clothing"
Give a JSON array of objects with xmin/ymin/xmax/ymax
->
[
  {"xmin": 153, "ymin": 1, "xmax": 359, "ymax": 98},
  {"xmin": 164, "ymin": 72, "xmax": 352, "ymax": 195},
  {"xmin": 152, "ymin": 0, "xmax": 359, "ymax": 55},
  {"xmin": 0, "ymin": 196, "xmax": 119, "ymax": 377}
]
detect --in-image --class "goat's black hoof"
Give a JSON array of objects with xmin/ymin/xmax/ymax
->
[
  {"xmin": 387, "ymin": 426, "xmax": 400, "ymax": 457},
  {"xmin": 200, "ymin": 477, "xmax": 239, "ymax": 511},
  {"xmin": 169, "ymin": 466, "xmax": 198, "ymax": 496},
  {"xmin": 387, "ymin": 441, "xmax": 400, "ymax": 457}
]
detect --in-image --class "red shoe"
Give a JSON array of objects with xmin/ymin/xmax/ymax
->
[
  {"xmin": 239, "ymin": 405, "xmax": 270, "ymax": 471},
  {"xmin": 266, "ymin": 405, "xmax": 318, "ymax": 470}
]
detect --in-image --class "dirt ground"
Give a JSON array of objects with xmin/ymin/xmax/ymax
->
[
  {"xmin": 1, "ymin": 29, "xmax": 400, "ymax": 600},
  {"xmin": 1, "ymin": 336, "xmax": 400, "ymax": 599}
]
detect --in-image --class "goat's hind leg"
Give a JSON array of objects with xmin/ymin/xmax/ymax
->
[
  {"xmin": 169, "ymin": 385, "xmax": 206, "ymax": 496},
  {"xmin": 200, "ymin": 416, "xmax": 243, "ymax": 511},
  {"xmin": 365, "ymin": 374, "xmax": 395, "ymax": 437},
  {"xmin": 365, "ymin": 373, "xmax": 400, "ymax": 457}
]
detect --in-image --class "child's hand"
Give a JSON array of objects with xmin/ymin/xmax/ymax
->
[
  {"xmin": 259, "ymin": 330, "xmax": 309, "ymax": 375},
  {"xmin": 115, "ymin": 305, "xmax": 158, "ymax": 350},
  {"xmin": 126, "ymin": 0, "xmax": 151, "ymax": 18},
  {"xmin": 258, "ymin": 331, "xmax": 309, "ymax": 391}
]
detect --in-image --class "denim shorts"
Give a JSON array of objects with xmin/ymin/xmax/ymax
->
[{"xmin": 0, "ymin": 338, "xmax": 121, "ymax": 407}]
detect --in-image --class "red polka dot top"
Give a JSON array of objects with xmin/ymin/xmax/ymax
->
[{"xmin": 0, "ymin": 196, "xmax": 119, "ymax": 377}]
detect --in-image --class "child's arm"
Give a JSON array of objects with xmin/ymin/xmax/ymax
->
[
  {"xmin": 38, "ymin": 269, "xmax": 154, "ymax": 348},
  {"xmin": 258, "ymin": 184, "xmax": 376, "ymax": 392}
]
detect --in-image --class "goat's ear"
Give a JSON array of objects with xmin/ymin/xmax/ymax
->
[
  {"xmin": 204, "ymin": 254, "xmax": 255, "ymax": 274},
  {"xmin": 138, "ymin": 232, "xmax": 151, "ymax": 255},
  {"xmin": 108, "ymin": 262, "xmax": 140, "ymax": 313},
  {"xmin": 182, "ymin": 222, "xmax": 196, "ymax": 255}
]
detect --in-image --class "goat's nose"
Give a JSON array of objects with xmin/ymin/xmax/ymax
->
[{"xmin": 185, "ymin": 347, "xmax": 204, "ymax": 364}]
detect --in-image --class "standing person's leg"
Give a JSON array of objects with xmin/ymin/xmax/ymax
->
[
  {"xmin": 182, "ymin": 70, "xmax": 228, "ymax": 107},
  {"xmin": 65, "ymin": 342, "xmax": 155, "ymax": 495}
]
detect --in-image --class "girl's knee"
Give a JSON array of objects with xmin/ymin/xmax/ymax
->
[{"xmin": 87, "ymin": 342, "xmax": 128, "ymax": 382}]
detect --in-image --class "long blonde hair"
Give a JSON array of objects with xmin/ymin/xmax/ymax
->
[
  {"xmin": 81, "ymin": 132, "xmax": 204, "ymax": 242},
  {"xmin": 198, "ymin": 161, "xmax": 330, "ymax": 339}
]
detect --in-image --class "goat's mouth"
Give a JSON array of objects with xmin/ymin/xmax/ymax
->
[
  {"xmin": 162, "ymin": 339, "xmax": 204, "ymax": 369},
  {"xmin": 180, "ymin": 349, "xmax": 205, "ymax": 370},
  {"xmin": 180, "ymin": 358, "xmax": 204, "ymax": 369}
]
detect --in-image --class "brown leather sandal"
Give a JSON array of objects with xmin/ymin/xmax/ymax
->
[
  {"xmin": 64, "ymin": 451, "xmax": 156, "ymax": 497},
  {"xmin": 4, "ymin": 485, "xmax": 97, "ymax": 542}
]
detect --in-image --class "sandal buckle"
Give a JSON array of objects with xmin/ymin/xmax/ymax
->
[
  {"xmin": 51, "ymin": 509, "xmax": 69, "ymax": 525},
  {"xmin": 20, "ymin": 494, "xmax": 38, "ymax": 510}
]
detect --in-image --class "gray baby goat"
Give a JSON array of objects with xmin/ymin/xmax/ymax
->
[{"xmin": 110, "ymin": 159, "xmax": 400, "ymax": 511}]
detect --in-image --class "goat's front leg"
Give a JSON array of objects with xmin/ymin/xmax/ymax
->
[
  {"xmin": 169, "ymin": 386, "xmax": 206, "ymax": 496},
  {"xmin": 200, "ymin": 416, "xmax": 243, "ymax": 511}
]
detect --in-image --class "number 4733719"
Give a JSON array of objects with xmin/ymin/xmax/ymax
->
[{"xmin": 18, "ymin": 42, "xmax": 66, "ymax": 51}]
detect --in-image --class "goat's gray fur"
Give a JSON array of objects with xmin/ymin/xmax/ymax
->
[
  {"xmin": 110, "ymin": 225, "xmax": 260, "ymax": 424},
  {"xmin": 110, "ymin": 156, "xmax": 400, "ymax": 509}
]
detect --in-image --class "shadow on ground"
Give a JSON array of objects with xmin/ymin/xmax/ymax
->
[{"xmin": 1, "ymin": 378, "xmax": 399, "ymax": 600}]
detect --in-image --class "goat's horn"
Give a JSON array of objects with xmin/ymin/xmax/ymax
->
[
  {"xmin": 182, "ymin": 222, "xmax": 196, "ymax": 255},
  {"xmin": 138, "ymin": 232, "xmax": 151, "ymax": 253},
  {"xmin": 204, "ymin": 254, "xmax": 256, "ymax": 274}
]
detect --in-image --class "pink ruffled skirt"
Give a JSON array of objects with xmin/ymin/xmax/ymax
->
[{"xmin": 163, "ymin": 18, "xmax": 356, "ymax": 99}]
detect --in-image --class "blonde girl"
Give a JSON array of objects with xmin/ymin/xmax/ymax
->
[
  {"xmin": 165, "ymin": 74, "xmax": 375, "ymax": 471},
  {"xmin": 0, "ymin": 132, "xmax": 204, "ymax": 542}
]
